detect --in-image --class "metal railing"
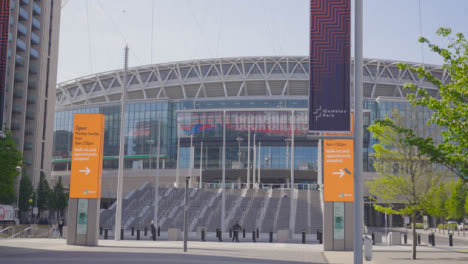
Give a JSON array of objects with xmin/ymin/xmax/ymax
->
[{"xmin": 9, "ymin": 226, "xmax": 32, "ymax": 239}]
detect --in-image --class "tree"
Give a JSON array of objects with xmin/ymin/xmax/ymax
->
[
  {"xmin": 36, "ymin": 172, "xmax": 52, "ymax": 218},
  {"xmin": 0, "ymin": 128, "xmax": 23, "ymax": 204},
  {"xmin": 366, "ymin": 110, "xmax": 447, "ymax": 260},
  {"xmin": 49, "ymin": 176, "xmax": 68, "ymax": 219},
  {"xmin": 424, "ymin": 182, "xmax": 448, "ymax": 225},
  {"xmin": 395, "ymin": 27, "xmax": 468, "ymax": 178},
  {"xmin": 445, "ymin": 179, "xmax": 467, "ymax": 220},
  {"xmin": 18, "ymin": 175, "xmax": 33, "ymax": 212}
]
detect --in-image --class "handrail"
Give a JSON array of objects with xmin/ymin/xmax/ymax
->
[
  {"xmin": 9, "ymin": 227, "xmax": 32, "ymax": 239},
  {"xmin": 0, "ymin": 226, "xmax": 13, "ymax": 234}
]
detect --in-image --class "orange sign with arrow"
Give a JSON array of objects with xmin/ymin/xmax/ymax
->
[
  {"xmin": 69, "ymin": 113, "xmax": 105, "ymax": 199},
  {"xmin": 323, "ymin": 139, "xmax": 354, "ymax": 202}
]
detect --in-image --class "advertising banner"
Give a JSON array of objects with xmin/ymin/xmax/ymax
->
[
  {"xmin": 309, "ymin": 0, "xmax": 351, "ymax": 132},
  {"xmin": 323, "ymin": 139, "xmax": 354, "ymax": 202},
  {"xmin": 0, "ymin": 0, "xmax": 10, "ymax": 129},
  {"xmin": 69, "ymin": 114, "xmax": 105, "ymax": 199}
]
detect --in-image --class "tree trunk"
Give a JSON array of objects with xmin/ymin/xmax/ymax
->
[{"xmin": 412, "ymin": 212, "xmax": 417, "ymax": 260}]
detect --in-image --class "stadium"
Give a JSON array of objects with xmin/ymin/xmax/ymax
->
[{"xmin": 51, "ymin": 56, "xmax": 445, "ymax": 233}]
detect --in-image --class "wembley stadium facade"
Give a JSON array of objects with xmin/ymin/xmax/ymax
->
[{"xmin": 51, "ymin": 56, "xmax": 444, "ymax": 208}]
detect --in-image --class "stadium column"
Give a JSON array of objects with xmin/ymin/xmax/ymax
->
[
  {"xmin": 176, "ymin": 136, "xmax": 180, "ymax": 187},
  {"xmin": 258, "ymin": 142, "xmax": 261, "ymax": 188},
  {"xmin": 289, "ymin": 109, "xmax": 295, "ymax": 234},
  {"xmin": 247, "ymin": 125, "xmax": 251, "ymax": 189},
  {"xmin": 221, "ymin": 110, "xmax": 226, "ymax": 232},
  {"xmin": 253, "ymin": 134, "xmax": 256, "ymax": 189},
  {"xmin": 199, "ymin": 141, "xmax": 203, "ymax": 189},
  {"xmin": 154, "ymin": 112, "xmax": 161, "ymax": 227}
]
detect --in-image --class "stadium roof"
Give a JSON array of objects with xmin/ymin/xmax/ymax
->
[{"xmin": 56, "ymin": 56, "xmax": 447, "ymax": 109}]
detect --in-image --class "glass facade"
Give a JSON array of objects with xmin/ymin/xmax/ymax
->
[{"xmin": 53, "ymin": 97, "xmax": 435, "ymax": 182}]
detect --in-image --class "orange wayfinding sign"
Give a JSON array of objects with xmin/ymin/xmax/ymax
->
[
  {"xmin": 323, "ymin": 139, "xmax": 354, "ymax": 202},
  {"xmin": 69, "ymin": 113, "xmax": 105, "ymax": 199}
]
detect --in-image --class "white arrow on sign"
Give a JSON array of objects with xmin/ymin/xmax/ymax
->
[
  {"xmin": 333, "ymin": 169, "xmax": 345, "ymax": 178},
  {"xmin": 79, "ymin": 167, "xmax": 91, "ymax": 175}
]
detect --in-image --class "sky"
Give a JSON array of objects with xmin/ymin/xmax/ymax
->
[{"xmin": 57, "ymin": 0, "xmax": 468, "ymax": 83}]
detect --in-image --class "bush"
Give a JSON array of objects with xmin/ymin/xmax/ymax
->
[
  {"xmin": 407, "ymin": 223, "xmax": 425, "ymax": 229},
  {"xmin": 437, "ymin": 223, "xmax": 458, "ymax": 230}
]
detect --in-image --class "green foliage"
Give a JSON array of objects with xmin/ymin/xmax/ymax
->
[
  {"xmin": 366, "ymin": 110, "xmax": 445, "ymax": 216},
  {"xmin": 18, "ymin": 176, "xmax": 33, "ymax": 212},
  {"xmin": 465, "ymin": 192, "xmax": 468, "ymax": 214},
  {"xmin": 437, "ymin": 223, "xmax": 458, "ymax": 230},
  {"xmin": 37, "ymin": 172, "xmax": 51, "ymax": 213},
  {"xmin": 0, "ymin": 128, "xmax": 23, "ymax": 204},
  {"xmin": 425, "ymin": 182, "xmax": 448, "ymax": 218},
  {"xmin": 445, "ymin": 179, "xmax": 467, "ymax": 220},
  {"xmin": 396, "ymin": 27, "xmax": 468, "ymax": 178},
  {"xmin": 49, "ymin": 177, "xmax": 68, "ymax": 217}
]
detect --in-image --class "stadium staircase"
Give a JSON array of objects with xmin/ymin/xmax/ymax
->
[{"xmin": 99, "ymin": 183, "xmax": 323, "ymax": 234}]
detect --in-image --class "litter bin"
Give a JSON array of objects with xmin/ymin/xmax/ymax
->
[{"xmin": 364, "ymin": 235, "xmax": 373, "ymax": 261}]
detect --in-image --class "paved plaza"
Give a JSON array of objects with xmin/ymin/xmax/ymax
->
[{"xmin": 1, "ymin": 238, "xmax": 468, "ymax": 264}]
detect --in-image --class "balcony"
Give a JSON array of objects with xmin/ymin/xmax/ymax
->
[
  {"xmin": 11, "ymin": 122, "xmax": 21, "ymax": 130},
  {"xmin": 26, "ymin": 111, "xmax": 35, "ymax": 120},
  {"xmin": 25, "ymin": 128, "xmax": 33, "ymax": 135},
  {"xmin": 14, "ymin": 72, "xmax": 24, "ymax": 82},
  {"xmin": 28, "ymin": 79, "xmax": 37, "ymax": 89},
  {"xmin": 24, "ymin": 157, "xmax": 32, "ymax": 165},
  {"xmin": 29, "ymin": 63, "xmax": 38, "ymax": 74},
  {"xmin": 32, "ymin": 18, "xmax": 40, "ymax": 30},
  {"xmin": 33, "ymin": 2, "xmax": 41, "ymax": 15},
  {"xmin": 18, "ymin": 23, "xmax": 27, "ymax": 35},
  {"xmin": 10, "ymin": 0, "xmax": 15, "ymax": 9},
  {"xmin": 21, "ymin": 0, "xmax": 30, "ymax": 5},
  {"xmin": 30, "ymin": 48, "xmax": 39, "ymax": 59},
  {"xmin": 16, "ymin": 39, "xmax": 26, "ymax": 51},
  {"xmin": 16, "ymin": 54, "xmax": 25, "ymax": 67},
  {"xmin": 31, "ymin": 32, "xmax": 40, "ymax": 45},
  {"xmin": 12, "ymin": 104, "xmax": 22, "ymax": 114},
  {"xmin": 19, "ymin": 7, "xmax": 28, "ymax": 20},
  {"xmin": 13, "ymin": 88, "xmax": 23, "ymax": 98},
  {"xmin": 24, "ymin": 141, "xmax": 33, "ymax": 150},
  {"xmin": 27, "ymin": 95, "xmax": 36, "ymax": 104}
]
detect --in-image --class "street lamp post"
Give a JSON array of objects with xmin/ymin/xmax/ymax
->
[
  {"xmin": 15, "ymin": 166, "xmax": 22, "ymax": 218},
  {"xmin": 147, "ymin": 139, "xmax": 155, "ymax": 169},
  {"xmin": 236, "ymin": 136, "xmax": 243, "ymax": 164}
]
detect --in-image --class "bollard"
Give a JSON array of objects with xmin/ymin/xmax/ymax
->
[
  {"xmin": 104, "ymin": 228, "xmax": 108, "ymax": 239},
  {"xmin": 428, "ymin": 234, "xmax": 432, "ymax": 245},
  {"xmin": 229, "ymin": 228, "xmax": 232, "ymax": 238},
  {"xmin": 252, "ymin": 231, "xmax": 256, "ymax": 242},
  {"xmin": 201, "ymin": 229, "xmax": 206, "ymax": 241},
  {"xmin": 157, "ymin": 226, "xmax": 160, "ymax": 237},
  {"xmin": 137, "ymin": 229, "xmax": 140, "ymax": 240},
  {"xmin": 145, "ymin": 227, "xmax": 147, "ymax": 236},
  {"xmin": 269, "ymin": 231, "xmax": 273, "ymax": 243},
  {"xmin": 371, "ymin": 233, "xmax": 375, "ymax": 245},
  {"xmin": 302, "ymin": 231, "xmax": 306, "ymax": 244},
  {"xmin": 216, "ymin": 228, "xmax": 219, "ymax": 238},
  {"xmin": 132, "ymin": 227, "xmax": 134, "ymax": 236},
  {"xmin": 218, "ymin": 230, "xmax": 223, "ymax": 242},
  {"xmin": 449, "ymin": 234, "xmax": 453, "ymax": 247},
  {"xmin": 417, "ymin": 234, "xmax": 421, "ymax": 245},
  {"xmin": 100, "ymin": 227, "xmax": 103, "ymax": 235},
  {"xmin": 121, "ymin": 228, "xmax": 124, "ymax": 240},
  {"xmin": 256, "ymin": 228, "xmax": 259, "ymax": 238},
  {"xmin": 404, "ymin": 233, "xmax": 407, "ymax": 244},
  {"xmin": 243, "ymin": 229, "xmax": 246, "ymax": 238},
  {"xmin": 431, "ymin": 233, "xmax": 435, "ymax": 246},
  {"xmin": 319, "ymin": 231, "xmax": 323, "ymax": 244}
]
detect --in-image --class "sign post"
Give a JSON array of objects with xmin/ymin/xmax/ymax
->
[{"xmin": 67, "ymin": 113, "xmax": 105, "ymax": 246}]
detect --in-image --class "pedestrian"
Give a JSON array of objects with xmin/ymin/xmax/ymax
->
[
  {"xmin": 58, "ymin": 217, "xmax": 64, "ymax": 238},
  {"xmin": 150, "ymin": 220, "xmax": 156, "ymax": 241},
  {"xmin": 232, "ymin": 222, "xmax": 241, "ymax": 242}
]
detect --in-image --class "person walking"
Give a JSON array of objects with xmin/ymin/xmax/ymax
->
[
  {"xmin": 150, "ymin": 220, "xmax": 157, "ymax": 241},
  {"xmin": 58, "ymin": 217, "xmax": 64, "ymax": 238},
  {"xmin": 232, "ymin": 222, "xmax": 241, "ymax": 242}
]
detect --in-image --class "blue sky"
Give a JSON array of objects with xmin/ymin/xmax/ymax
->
[{"xmin": 58, "ymin": 0, "xmax": 468, "ymax": 83}]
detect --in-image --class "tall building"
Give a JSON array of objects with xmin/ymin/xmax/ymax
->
[{"xmin": 2, "ymin": 0, "xmax": 61, "ymax": 186}]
